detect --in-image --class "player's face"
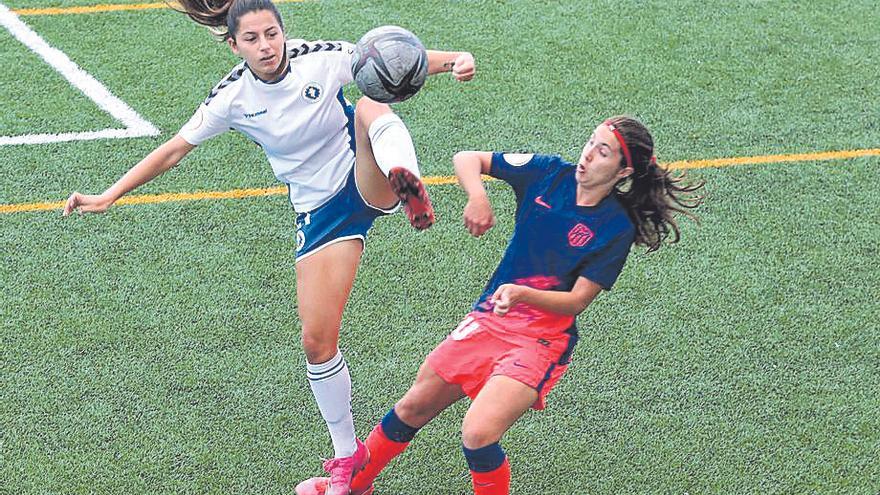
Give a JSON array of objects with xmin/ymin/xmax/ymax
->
[
  {"xmin": 228, "ymin": 10, "xmax": 286, "ymax": 82},
  {"xmin": 575, "ymin": 124, "xmax": 634, "ymax": 187}
]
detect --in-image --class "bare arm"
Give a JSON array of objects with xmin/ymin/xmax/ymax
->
[
  {"xmin": 453, "ymin": 151, "xmax": 495, "ymax": 236},
  {"xmin": 63, "ymin": 135, "xmax": 195, "ymax": 216},
  {"xmin": 426, "ymin": 49, "xmax": 475, "ymax": 81},
  {"xmin": 492, "ymin": 276, "xmax": 604, "ymax": 317}
]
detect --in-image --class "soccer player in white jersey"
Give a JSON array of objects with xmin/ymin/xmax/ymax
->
[{"xmin": 62, "ymin": 0, "xmax": 475, "ymax": 493}]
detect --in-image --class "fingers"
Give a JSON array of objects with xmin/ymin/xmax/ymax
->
[
  {"xmin": 492, "ymin": 298, "xmax": 510, "ymax": 316},
  {"xmin": 452, "ymin": 53, "xmax": 475, "ymax": 82},
  {"xmin": 62, "ymin": 192, "xmax": 80, "ymax": 217},
  {"xmin": 453, "ymin": 67, "xmax": 474, "ymax": 81},
  {"xmin": 490, "ymin": 284, "xmax": 505, "ymax": 303},
  {"xmin": 462, "ymin": 198, "xmax": 495, "ymax": 237},
  {"xmin": 62, "ymin": 192, "xmax": 109, "ymax": 216},
  {"xmin": 453, "ymin": 68, "xmax": 474, "ymax": 82},
  {"xmin": 491, "ymin": 285, "xmax": 511, "ymax": 316},
  {"xmin": 465, "ymin": 219, "xmax": 491, "ymax": 237},
  {"xmin": 464, "ymin": 214, "xmax": 495, "ymax": 237}
]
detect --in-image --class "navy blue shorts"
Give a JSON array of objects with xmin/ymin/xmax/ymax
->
[{"xmin": 294, "ymin": 167, "xmax": 397, "ymax": 262}]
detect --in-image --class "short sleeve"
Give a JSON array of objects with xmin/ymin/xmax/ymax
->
[
  {"xmin": 578, "ymin": 232, "xmax": 634, "ymax": 290},
  {"xmin": 287, "ymin": 39, "xmax": 356, "ymax": 85},
  {"xmin": 177, "ymin": 103, "xmax": 228, "ymax": 146},
  {"xmin": 489, "ymin": 153, "xmax": 560, "ymax": 198}
]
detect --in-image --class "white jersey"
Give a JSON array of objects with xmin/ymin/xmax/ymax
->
[{"xmin": 178, "ymin": 39, "xmax": 357, "ymax": 212}]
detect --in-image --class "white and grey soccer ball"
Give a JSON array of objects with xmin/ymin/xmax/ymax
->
[{"xmin": 351, "ymin": 25, "xmax": 428, "ymax": 104}]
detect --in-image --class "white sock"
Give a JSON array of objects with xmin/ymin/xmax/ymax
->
[
  {"xmin": 306, "ymin": 350, "xmax": 357, "ymax": 458},
  {"xmin": 367, "ymin": 112, "xmax": 420, "ymax": 178}
]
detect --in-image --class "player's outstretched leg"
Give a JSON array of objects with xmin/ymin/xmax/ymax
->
[
  {"xmin": 353, "ymin": 97, "xmax": 435, "ymax": 230},
  {"xmin": 296, "ymin": 241, "xmax": 367, "ymax": 495},
  {"xmin": 351, "ymin": 362, "xmax": 466, "ymax": 493}
]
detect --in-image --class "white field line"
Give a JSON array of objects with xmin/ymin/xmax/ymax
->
[{"xmin": 0, "ymin": 2, "xmax": 160, "ymax": 146}]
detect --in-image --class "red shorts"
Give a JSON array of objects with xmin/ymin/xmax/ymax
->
[{"xmin": 426, "ymin": 311, "xmax": 578, "ymax": 410}]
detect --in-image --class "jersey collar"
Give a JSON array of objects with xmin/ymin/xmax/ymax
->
[{"xmin": 245, "ymin": 49, "xmax": 291, "ymax": 85}]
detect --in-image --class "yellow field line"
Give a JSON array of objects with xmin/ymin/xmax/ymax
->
[
  {"xmin": 12, "ymin": 0, "xmax": 303, "ymax": 16},
  {"xmin": 0, "ymin": 186, "xmax": 283, "ymax": 214},
  {"xmin": 1, "ymin": 148, "xmax": 877, "ymax": 215},
  {"xmin": 0, "ymin": 177, "xmax": 461, "ymax": 214},
  {"xmin": 14, "ymin": 2, "xmax": 168, "ymax": 15},
  {"xmin": 665, "ymin": 148, "xmax": 880, "ymax": 169}
]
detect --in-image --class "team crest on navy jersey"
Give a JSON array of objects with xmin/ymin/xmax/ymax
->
[
  {"xmin": 567, "ymin": 223, "xmax": 594, "ymax": 247},
  {"xmin": 302, "ymin": 82, "xmax": 324, "ymax": 103}
]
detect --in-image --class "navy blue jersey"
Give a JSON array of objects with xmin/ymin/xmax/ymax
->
[{"xmin": 473, "ymin": 153, "xmax": 635, "ymax": 323}]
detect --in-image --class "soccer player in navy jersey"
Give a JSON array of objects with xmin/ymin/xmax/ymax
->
[
  {"xmin": 61, "ymin": 1, "xmax": 475, "ymax": 493},
  {"xmin": 296, "ymin": 116, "xmax": 703, "ymax": 494}
]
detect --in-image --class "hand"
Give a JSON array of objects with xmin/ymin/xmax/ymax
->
[
  {"xmin": 463, "ymin": 194, "xmax": 495, "ymax": 237},
  {"xmin": 491, "ymin": 284, "xmax": 525, "ymax": 317},
  {"xmin": 62, "ymin": 192, "xmax": 113, "ymax": 216},
  {"xmin": 450, "ymin": 52, "xmax": 475, "ymax": 82}
]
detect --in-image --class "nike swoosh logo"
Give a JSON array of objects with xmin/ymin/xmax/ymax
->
[{"xmin": 534, "ymin": 196, "xmax": 551, "ymax": 208}]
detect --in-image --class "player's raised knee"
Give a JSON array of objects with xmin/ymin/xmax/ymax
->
[
  {"xmin": 300, "ymin": 330, "xmax": 338, "ymax": 364},
  {"xmin": 354, "ymin": 96, "xmax": 391, "ymax": 122},
  {"xmin": 393, "ymin": 394, "xmax": 433, "ymax": 428},
  {"xmin": 460, "ymin": 424, "xmax": 501, "ymax": 450}
]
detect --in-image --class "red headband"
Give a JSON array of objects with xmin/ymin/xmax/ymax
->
[{"xmin": 603, "ymin": 120, "xmax": 632, "ymax": 169}]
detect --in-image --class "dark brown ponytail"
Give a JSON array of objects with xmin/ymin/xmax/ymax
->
[
  {"xmin": 173, "ymin": 0, "xmax": 284, "ymax": 40},
  {"xmin": 606, "ymin": 116, "xmax": 704, "ymax": 252}
]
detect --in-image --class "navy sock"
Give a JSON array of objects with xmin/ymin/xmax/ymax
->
[
  {"xmin": 380, "ymin": 407, "xmax": 420, "ymax": 443},
  {"xmin": 462, "ymin": 442, "xmax": 507, "ymax": 472}
]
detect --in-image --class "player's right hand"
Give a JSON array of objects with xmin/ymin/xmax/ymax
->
[
  {"xmin": 463, "ymin": 194, "xmax": 495, "ymax": 237},
  {"xmin": 450, "ymin": 52, "xmax": 475, "ymax": 82},
  {"xmin": 491, "ymin": 283, "xmax": 525, "ymax": 317},
  {"xmin": 62, "ymin": 192, "xmax": 113, "ymax": 216}
]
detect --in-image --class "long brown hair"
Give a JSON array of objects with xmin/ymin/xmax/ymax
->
[
  {"xmin": 606, "ymin": 116, "xmax": 704, "ymax": 252},
  {"xmin": 173, "ymin": 0, "xmax": 284, "ymax": 40}
]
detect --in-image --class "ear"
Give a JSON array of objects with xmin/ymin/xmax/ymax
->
[
  {"xmin": 618, "ymin": 165, "xmax": 634, "ymax": 180},
  {"xmin": 227, "ymin": 37, "xmax": 240, "ymax": 56}
]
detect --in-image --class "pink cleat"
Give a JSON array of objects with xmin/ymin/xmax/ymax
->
[
  {"xmin": 294, "ymin": 477, "xmax": 330, "ymax": 495},
  {"xmin": 388, "ymin": 167, "xmax": 435, "ymax": 230},
  {"xmin": 322, "ymin": 439, "xmax": 369, "ymax": 495}
]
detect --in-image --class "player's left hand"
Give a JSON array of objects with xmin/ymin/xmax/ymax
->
[
  {"xmin": 491, "ymin": 284, "xmax": 525, "ymax": 316},
  {"xmin": 451, "ymin": 52, "xmax": 475, "ymax": 82},
  {"xmin": 463, "ymin": 194, "xmax": 495, "ymax": 237},
  {"xmin": 62, "ymin": 191, "xmax": 113, "ymax": 216}
]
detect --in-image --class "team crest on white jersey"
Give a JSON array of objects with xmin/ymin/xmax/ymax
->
[
  {"xmin": 503, "ymin": 153, "xmax": 534, "ymax": 166},
  {"xmin": 302, "ymin": 82, "xmax": 324, "ymax": 103}
]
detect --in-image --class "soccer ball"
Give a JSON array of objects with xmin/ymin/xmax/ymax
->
[{"xmin": 351, "ymin": 25, "xmax": 428, "ymax": 104}]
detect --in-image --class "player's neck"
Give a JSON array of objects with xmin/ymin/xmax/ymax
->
[
  {"xmin": 576, "ymin": 183, "xmax": 612, "ymax": 207},
  {"xmin": 252, "ymin": 52, "xmax": 290, "ymax": 83}
]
